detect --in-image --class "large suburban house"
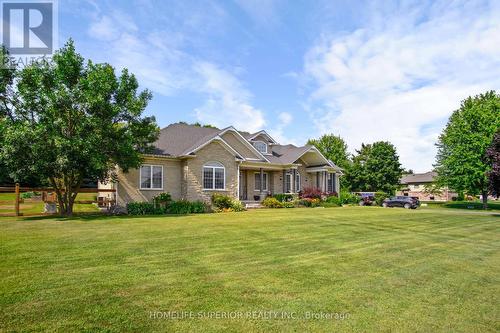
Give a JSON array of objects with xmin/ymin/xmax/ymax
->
[
  {"xmin": 397, "ymin": 171, "xmax": 456, "ymax": 201},
  {"xmin": 99, "ymin": 123, "xmax": 341, "ymax": 207}
]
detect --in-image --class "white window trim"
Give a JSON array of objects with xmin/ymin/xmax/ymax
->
[
  {"xmin": 254, "ymin": 172, "xmax": 269, "ymax": 191},
  {"xmin": 202, "ymin": 163, "xmax": 226, "ymax": 191},
  {"xmin": 139, "ymin": 165, "xmax": 164, "ymax": 190},
  {"xmin": 296, "ymin": 172, "xmax": 301, "ymax": 192},
  {"xmin": 253, "ymin": 141, "xmax": 268, "ymax": 154}
]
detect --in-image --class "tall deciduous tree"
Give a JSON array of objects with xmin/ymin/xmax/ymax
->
[
  {"xmin": 0, "ymin": 40, "xmax": 159, "ymax": 215},
  {"xmin": 486, "ymin": 130, "xmax": 500, "ymax": 197},
  {"xmin": 435, "ymin": 91, "xmax": 500, "ymax": 208},
  {"xmin": 344, "ymin": 141, "xmax": 403, "ymax": 193},
  {"xmin": 307, "ymin": 134, "xmax": 350, "ymax": 169}
]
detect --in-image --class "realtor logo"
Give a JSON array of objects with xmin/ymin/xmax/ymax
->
[{"xmin": 1, "ymin": 0, "xmax": 56, "ymax": 54}]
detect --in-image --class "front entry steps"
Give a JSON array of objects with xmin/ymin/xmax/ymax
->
[{"xmin": 242, "ymin": 201, "xmax": 263, "ymax": 209}]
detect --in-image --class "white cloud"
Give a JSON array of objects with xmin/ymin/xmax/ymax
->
[
  {"xmin": 303, "ymin": 1, "xmax": 500, "ymax": 172},
  {"xmin": 266, "ymin": 111, "xmax": 295, "ymax": 144},
  {"xmin": 87, "ymin": 13, "xmax": 191, "ymax": 96},
  {"xmin": 86, "ymin": 8, "xmax": 267, "ymax": 132},
  {"xmin": 194, "ymin": 62, "xmax": 266, "ymax": 133}
]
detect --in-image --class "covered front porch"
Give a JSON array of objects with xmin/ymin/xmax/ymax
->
[{"xmin": 238, "ymin": 162, "xmax": 340, "ymax": 202}]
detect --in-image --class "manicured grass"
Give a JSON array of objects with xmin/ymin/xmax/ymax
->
[
  {"xmin": 0, "ymin": 192, "xmax": 99, "ymax": 215},
  {"xmin": 423, "ymin": 200, "xmax": 500, "ymax": 210},
  {"xmin": 1, "ymin": 207, "xmax": 498, "ymax": 332}
]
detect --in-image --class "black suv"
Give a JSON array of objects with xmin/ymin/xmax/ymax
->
[{"xmin": 382, "ymin": 196, "xmax": 420, "ymax": 209}]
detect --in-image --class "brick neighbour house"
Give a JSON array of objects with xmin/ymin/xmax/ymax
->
[
  {"xmin": 397, "ymin": 171, "xmax": 457, "ymax": 201},
  {"xmin": 98, "ymin": 123, "xmax": 342, "ymax": 207}
]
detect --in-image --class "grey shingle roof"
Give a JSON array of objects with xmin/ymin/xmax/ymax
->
[
  {"xmin": 269, "ymin": 144, "xmax": 312, "ymax": 164},
  {"xmin": 152, "ymin": 123, "xmax": 336, "ymax": 168},
  {"xmin": 153, "ymin": 123, "xmax": 220, "ymax": 156},
  {"xmin": 400, "ymin": 171, "xmax": 437, "ymax": 184}
]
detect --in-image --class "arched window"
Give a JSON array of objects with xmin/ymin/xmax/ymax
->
[
  {"xmin": 253, "ymin": 141, "xmax": 267, "ymax": 154},
  {"xmin": 203, "ymin": 162, "xmax": 225, "ymax": 190}
]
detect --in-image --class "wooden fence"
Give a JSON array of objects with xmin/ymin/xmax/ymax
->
[{"xmin": 0, "ymin": 184, "xmax": 116, "ymax": 217}]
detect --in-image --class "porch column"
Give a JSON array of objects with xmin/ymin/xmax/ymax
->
[
  {"xmin": 245, "ymin": 170, "xmax": 248, "ymax": 200},
  {"xmin": 259, "ymin": 168, "xmax": 264, "ymax": 199},
  {"xmin": 323, "ymin": 171, "xmax": 327, "ymax": 192},
  {"xmin": 292, "ymin": 169, "xmax": 297, "ymax": 193},
  {"xmin": 282, "ymin": 170, "xmax": 286, "ymax": 193}
]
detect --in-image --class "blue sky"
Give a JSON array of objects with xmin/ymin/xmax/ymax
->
[{"xmin": 58, "ymin": 0, "xmax": 500, "ymax": 172}]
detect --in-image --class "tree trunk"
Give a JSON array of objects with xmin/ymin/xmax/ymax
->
[
  {"xmin": 49, "ymin": 176, "xmax": 82, "ymax": 217},
  {"xmin": 482, "ymin": 190, "xmax": 488, "ymax": 210}
]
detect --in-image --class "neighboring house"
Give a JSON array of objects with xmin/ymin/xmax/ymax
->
[
  {"xmin": 397, "ymin": 171, "xmax": 456, "ymax": 201},
  {"xmin": 99, "ymin": 123, "xmax": 341, "ymax": 206}
]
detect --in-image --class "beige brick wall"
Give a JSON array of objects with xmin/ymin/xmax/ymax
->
[
  {"xmin": 114, "ymin": 157, "xmax": 182, "ymax": 206},
  {"xmin": 185, "ymin": 141, "xmax": 239, "ymax": 202},
  {"xmin": 296, "ymin": 160, "xmax": 315, "ymax": 190}
]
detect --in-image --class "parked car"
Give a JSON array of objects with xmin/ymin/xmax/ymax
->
[
  {"xmin": 383, "ymin": 196, "xmax": 420, "ymax": 209},
  {"xmin": 355, "ymin": 192, "xmax": 376, "ymax": 206}
]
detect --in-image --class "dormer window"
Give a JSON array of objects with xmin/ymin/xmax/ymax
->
[{"xmin": 254, "ymin": 141, "xmax": 267, "ymax": 154}]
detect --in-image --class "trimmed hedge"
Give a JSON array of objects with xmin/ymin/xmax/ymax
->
[
  {"xmin": 167, "ymin": 200, "xmax": 206, "ymax": 214},
  {"xmin": 126, "ymin": 202, "xmax": 164, "ymax": 215},
  {"xmin": 127, "ymin": 200, "xmax": 207, "ymax": 215}
]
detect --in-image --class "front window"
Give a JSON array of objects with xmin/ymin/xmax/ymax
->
[
  {"xmin": 296, "ymin": 173, "xmax": 301, "ymax": 192},
  {"xmin": 327, "ymin": 173, "xmax": 335, "ymax": 192},
  {"xmin": 140, "ymin": 165, "xmax": 163, "ymax": 189},
  {"xmin": 203, "ymin": 162, "xmax": 225, "ymax": 190},
  {"xmin": 254, "ymin": 141, "xmax": 267, "ymax": 154},
  {"xmin": 254, "ymin": 172, "xmax": 268, "ymax": 191}
]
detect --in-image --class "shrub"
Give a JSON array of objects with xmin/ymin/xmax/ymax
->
[
  {"xmin": 299, "ymin": 198, "xmax": 321, "ymax": 207},
  {"xmin": 339, "ymin": 191, "xmax": 359, "ymax": 205},
  {"xmin": 167, "ymin": 200, "xmax": 203, "ymax": 214},
  {"xmin": 153, "ymin": 192, "xmax": 172, "ymax": 205},
  {"xmin": 273, "ymin": 193, "xmax": 295, "ymax": 202},
  {"xmin": 283, "ymin": 201, "xmax": 296, "ymax": 208},
  {"xmin": 374, "ymin": 192, "xmax": 389, "ymax": 206},
  {"xmin": 127, "ymin": 202, "xmax": 165, "ymax": 215},
  {"xmin": 189, "ymin": 201, "xmax": 207, "ymax": 213},
  {"xmin": 230, "ymin": 200, "xmax": 246, "ymax": 212},
  {"xmin": 21, "ymin": 191, "xmax": 40, "ymax": 199},
  {"xmin": 300, "ymin": 187, "xmax": 322, "ymax": 199},
  {"xmin": 211, "ymin": 193, "xmax": 233, "ymax": 210},
  {"xmin": 211, "ymin": 193, "xmax": 246, "ymax": 212},
  {"xmin": 325, "ymin": 195, "xmax": 341, "ymax": 205},
  {"xmin": 320, "ymin": 202, "xmax": 339, "ymax": 208},
  {"xmin": 262, "ymin": 197, "xmax": 284, "ymax": 208}
]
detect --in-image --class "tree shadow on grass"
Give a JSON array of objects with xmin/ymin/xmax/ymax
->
[{"xmin": 19, "ymin": 212, "xmax": 209, "ymax": 222}]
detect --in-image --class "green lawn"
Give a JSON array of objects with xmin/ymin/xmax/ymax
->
[
  {"xmin": 0, "ymin": 193, "xmax": 99, "ymax": 215},
  {"xmin": 1, "ymin": 207, "xmax": 498, "ymax": 332},
  {"xmin": 423, "ymin": 200, "xmax": 500, "ymax": 210}
]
